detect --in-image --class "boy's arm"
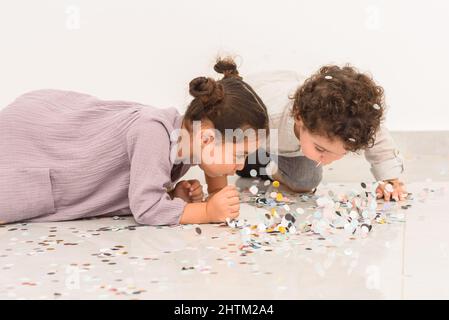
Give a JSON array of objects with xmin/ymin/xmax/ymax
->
[{"xmin": 364, "ymin": 118, "xmax": 404, "ymax": 181}]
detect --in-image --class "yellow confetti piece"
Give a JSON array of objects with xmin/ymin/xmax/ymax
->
[
  {"xmin": 272, "ymin": 180, "xmax": 280, "ymax": 188},
  {"xmin": 270, "ymin": 208, "xmax": 277, "ymax": 216},
  {"xmin": 276, "ymin": 193, "xmax": 283, "ymax": 202},
  {"xmin": 278, "ymin": 226, "xmax": 286, "ymax": 234}
]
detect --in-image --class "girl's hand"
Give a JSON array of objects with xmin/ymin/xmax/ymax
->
[
  {"xmin": 206, "ymin": 185, "xmax": 240, "ymax": 223},
  {"xmin": 376, "ymin": 179, "xmax": 407, "ymax": 201},
  {"xmin": 173, "ymin": 179, "xmax": 204, "ymax": 203}
]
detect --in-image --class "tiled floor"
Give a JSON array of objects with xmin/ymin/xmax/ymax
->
[{"xmin": 1, "ymin": 154, "xmax": 448, "ymax": 300}]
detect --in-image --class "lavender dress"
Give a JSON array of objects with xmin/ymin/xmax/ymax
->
[{"xmin": 0, "ymin": 89, "xmax": 192, "ymax": 225}]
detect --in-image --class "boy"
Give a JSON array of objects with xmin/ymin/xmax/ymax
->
[{"xmin": 240, "ymin": 65, "xmax": 406, "ymax": 201}]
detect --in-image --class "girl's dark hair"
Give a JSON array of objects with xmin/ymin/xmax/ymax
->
[
  {"xmin": 184, "ymin": 58, "xmax": 269, "ymax": 135},
  {"xmin": 291, "ymin": 64, "xmax": 384, "ymax": 152}
]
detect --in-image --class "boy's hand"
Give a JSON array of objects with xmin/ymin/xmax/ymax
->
[
  {"xmin": 206, "ymin": 185, "xmax": 240, "ymax": 223},
  {"xmin": 376, "ymin": 178, "xmax": 407, "ymax": 201},
  {"xmin": 173, "ymin": 179, "xmax": 204, "ymax": 203}
]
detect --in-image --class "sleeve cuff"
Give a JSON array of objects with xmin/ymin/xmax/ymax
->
[
  {"xmin": 370, "ymin": 154, "xmax": 405, "ymax": 181},
  {"xmin": 134, "ymin": 195, "xmax": 187, "ymax": 226}
]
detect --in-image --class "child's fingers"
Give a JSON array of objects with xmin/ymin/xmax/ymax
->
[
  {"xmin": 190, "ymin": 187, "xmax": 203, "ymax": 196},
  {"xmin": 189, "ymin": 184, "xmax": 202, "ymax": 194},
  {"xmin": 180, "ymin": 181, "xmax": 191, "ymax": 189},
  {"xmin": 375, "ymin": 186, "xmax": 384, "ymax": 199},
  {"xmin": 229, "ymin": 204, "xmax": 240, "ymax": 213},
  {"xmin": 190, "ymin": 190, "xmax": 204, "ymax": 200},
  {"xmin": 228, "ymin": 196, "xmax": 240, "ymax": 205},
  {"xmin": 392, "ymin": 190, "xmax": 399, "ymax": 202},
  {"xmin": 384, "ymin": 190, "xmax": 391, "ymax": 202},
  {"xmin": 188, "ymin": 179, "xmax": 201, "ymax": 190},
  {"xmin": 224, "ymin": 188, "xmax": 239, "ymax": 197},
  {"xmin": 399, "ymin": 184, "xmax": 407, "ymax": 199},
  {"xmin": 399, "ymin": 189, "xmax": 408, "ymax": 200}
]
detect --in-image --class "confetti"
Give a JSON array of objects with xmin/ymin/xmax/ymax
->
[
  {"xmin": 275, "ymin": 193, "xmax": 283, "ymax": 202},
  {"xmin": 272, "ymin": 181, "xmax": 280, "ymax": 188},
  {"xmin": 0, "ymin": 180, "xmax": 426, "ymax": 300},
  {"xmin": 249, "ymin": 185, "xmax": 259, "ymax": 195},
  {"xmin": 257, "ymin": 223, "xmax": 267, "ymax": 232},
  {"xmin": 360, "ymin": 224, "xmax": 372, "ymax": 233},
  {"xmin": 325, "ymin": 75, "xmax": 333, "ymax": 79},
  {"xmin": 373, "ymin": 103, "xmax": 381, "ymax": 110},
  {"xmin": 285, "ymin": 213, "xmax": 296, "ymax": 223},
  {"xmin": 250, "ymin": 169, "xmax": 258, "ymax": 177}
]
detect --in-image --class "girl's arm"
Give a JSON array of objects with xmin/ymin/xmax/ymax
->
[
  {"xmin": 179, "ymin": 202, "xmax": 208, "ymax": 224},
  {"xmin": 205, "ymin": 173, "xmax": 228, "ymax": 196},
  {"xmin": 179, "ymin": 185, "xmax": 241, "ymax": 224},
  {"xmin": 178, "ymin": 176, "xmax": 229, "ymax": 224}
]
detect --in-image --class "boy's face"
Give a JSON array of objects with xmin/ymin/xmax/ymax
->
[{"xmin": 294, "ymin": 118, "xmax": 348, "ymax": 166}]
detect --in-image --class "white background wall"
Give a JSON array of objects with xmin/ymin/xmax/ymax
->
[{"xmin": 0, "ymin": 0, "xmax": 448, "ymax": 130}]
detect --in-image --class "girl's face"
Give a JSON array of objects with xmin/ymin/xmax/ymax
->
[
  {"xmin": 294, "ymin": 118, "xmax": 348, "ymax": 166},
  {"xmin": 178, "ymin": 121, "xmax": 262, "ymax": 177},
  {"xmin": 198, "ymin": 134, "xmax": 261, "ymax": 177}
]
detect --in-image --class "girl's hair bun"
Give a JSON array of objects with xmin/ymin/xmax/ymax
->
[
  {"xmin": 214, "ymin": 58, "xmax": 242, "ymax": 80},
  {"xmin": 189, "ymin": 77, "xmax": 224, "ymax": 107}
]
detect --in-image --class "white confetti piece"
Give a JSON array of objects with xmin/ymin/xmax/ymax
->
[{"xmin": 249, "ymin": 185, "xmax": 259, "ymax": 195}]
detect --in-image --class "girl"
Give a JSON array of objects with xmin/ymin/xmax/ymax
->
[
  {"xmin": 0, "ymin": 58, "xmax": 269, "ymax": 225},
  {"xmin": 238, "ymin": 66, "xmax": 407, "ymax": 201}
]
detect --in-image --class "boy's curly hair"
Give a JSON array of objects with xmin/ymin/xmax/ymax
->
[{"xmin": 291, "ymin": 65, "xmax": 384, "ymax": 152}]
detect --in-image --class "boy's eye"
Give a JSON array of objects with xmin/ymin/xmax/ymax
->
[{"xmin": 315, "ymin": 147, "xmax": 325, "ymax": 153}]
